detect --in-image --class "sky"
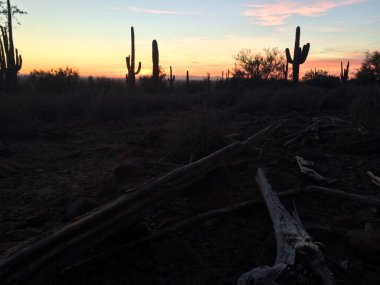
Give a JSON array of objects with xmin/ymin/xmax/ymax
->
[{"xmin": 11, "ymin": 0, "xmax": 380, "ymax": 79}]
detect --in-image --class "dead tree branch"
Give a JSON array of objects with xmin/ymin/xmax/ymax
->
[
  {"xmin": 305, "ymin": 185, "xmax": 380, "ymax": 208},
  {"xmin": 238, "ymin": 168, "xmax": 336, "ymax": 285}
]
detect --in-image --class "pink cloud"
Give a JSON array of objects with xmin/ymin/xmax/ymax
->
[{"xmin": 244, "ymin": 0, "xmax": 366, "ymax": 26}]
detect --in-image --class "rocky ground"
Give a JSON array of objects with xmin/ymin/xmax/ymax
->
[{"xmin": 0, "ymin": 108, "xmax": 379, "ymax": 285}]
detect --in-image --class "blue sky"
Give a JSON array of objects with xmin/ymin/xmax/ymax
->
[{"xmin": 12, "ymin": 0, "xmax": 380, "ymax": 78}]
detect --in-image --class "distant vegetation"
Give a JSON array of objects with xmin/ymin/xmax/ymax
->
[{"xmin": 0, "ymin": 2, "xmax": 379, "ymax": 138}]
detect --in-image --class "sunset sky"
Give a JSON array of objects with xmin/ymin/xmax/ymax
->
[{"xmin": 12, "ymin": 0, "xmax": 380, "ymax": 79}]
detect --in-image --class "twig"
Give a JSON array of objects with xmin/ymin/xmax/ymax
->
[
  {"xmin": 296, "ymin": 156, "xmax": 336, "ymax": 185},
  {"xmin": 305, "ymin": 185, "xmax": 380, "ymax": 208}
]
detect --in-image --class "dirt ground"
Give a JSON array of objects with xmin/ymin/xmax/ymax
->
[{"xmin": 0, "ymin": 108, "xmax": 379, "ymax": 285}]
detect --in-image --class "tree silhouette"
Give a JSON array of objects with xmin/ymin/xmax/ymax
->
[
  {"xmin": 233, "ymin": 47, "xmax": 286, "ymax": 80},
  {"xmin": 356, "ymin": 51, "xmax": 380, "ymax": 83}
]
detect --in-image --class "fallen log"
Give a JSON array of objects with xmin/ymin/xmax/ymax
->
[
  {"xmin": 305, "ymin": 185, "xmax": 380, "ymax": 208},
  {"xmin": 0, "ymin": 120, "xmax": 286, "ymax": 285},
  {"xmin": 67, "ymin": 189, "xmax": 301, "ymax": 271},
  {"xmin": 238, "ymin": 168, "xmax": 336, "ymax": 285}
]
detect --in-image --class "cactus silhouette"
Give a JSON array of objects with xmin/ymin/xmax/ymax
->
[
  {"xmin": 186, "ymin": 70, "xmax": 190, "ymax": 87},
  {"xmin": 286, "ymin": 26, "xmax": 310, "ymax": 84},
  {"xmin": 126, "ymin": 26, "xmax": 141, "ymax": 90},
  {"xmin": 152, "ymin": 39, "xmax": 159, "ymax": 82},
  {"xmin": 340, "ymin": 61, "xmax": 349, "ymax": 83},
  {"xmin": 0, "ymin": 0, "xmax": 22, "ymax": 93},
  {"xmin": 282, "ymin": 61, "xmax": 289, "ymax": 81},
  {"xmin": 168, "ymin": 65, "xmax": 175, "ymax": 89}
]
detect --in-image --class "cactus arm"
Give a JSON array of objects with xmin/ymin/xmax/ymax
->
[
  {"xmin": 126, "ymin": 56, "xmax": 131, "ymax": 71},
  {"xmin": 299, "ymin": 43, "xmax": 310, "ymax": 64},
  {"xmin": 0, "ymin": 37, "xmax": 6, "ymax": 69},
  {"xmin": 15, "ymin": 48, "xmax": 21, "ymax": 70},
  {"xmin": 135, "ymin": 61, "xmax": 141, "ymax": 75},
  {"xmin": 2, "ymin": 27, "xmax": 9, "ymax": 56},
  {"xmin": 285, "ymin": 48, "xmax": 293, "ymax": 64}
]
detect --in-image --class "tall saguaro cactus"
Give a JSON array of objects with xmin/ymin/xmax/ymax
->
[
  {"xmin": 167, "ymin": 66, "xmax": 175, "ymax": 90},
  {"xmin": 126, "ymin": 26, "xmax": 141, "ymax": 90},
  {"xmin": 152, "ymin": 39, "xmax": 159, "ymax": 82},
  {"xmin": 0, "ymin": 0, "xmax": 22, "ymax": 93},
  {"xmin": 186, "ymin": 70, "xmax": 190, "ymax": 87},
  {"xmin": 286, "ymin": 26, "xmax": 310, "ymax": 84},
  {"xmin": 340, "ymin": 61, "xmax": 349, "ymax": 84}
]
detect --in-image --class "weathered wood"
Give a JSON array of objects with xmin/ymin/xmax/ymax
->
[
  {"xmin": 0, "ymin": 120, "xmax": 287, "ymax": 285},
  {"xmin": 305, "ymin": 185, "xmax": 380, "ymax": 208},
  {"xmin": 67, "ymin": 189, "xmax": 301, "ymax": 271},
  {"xmin": 367, "ymin": 171, "xmax": 380, "ymax": 188},
  {"xmin": 296, "ymin": 156, "xmax": 336, "ymax": 185},
  {"xmin": 238, "ymin": 168, "xmax": 336, "ymax": 285}
]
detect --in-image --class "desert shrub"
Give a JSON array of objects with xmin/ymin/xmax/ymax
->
[
  {"xmin": 28, "ymin": 67, "xmax": 80, "ymax": 93},
  {"xmin": 169, "ymin": 111, "xmax": 225, "ymax": 162},
  {"xmin": 350, "ymin": 86, "xmax": 380, "ymax": 130},
  {"xmin": 302, "ymin": 69, "xmax": 340, "ymax": 88}
]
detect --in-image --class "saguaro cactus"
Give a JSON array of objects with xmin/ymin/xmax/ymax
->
[
  {"xmin": 0, "ymin": 0, "xmax": 22, "ymax": 93},
  {"xmin": 126, "ymin": 26, "xmax": 141, "ymax": 90},
  {"xmin": 152, "ymin": 39, "xmax": 159, "ymax": 82},
  {"xmin": 186, "ymin": 70, "xmax": 190, "ymax": 87},
  {"xmin": 340, "ymin": 61, "xmax": 349, "ymax": 83},
  {"xmin": 167, "ymin": 66, "xmax": 175, "ymax": 90},
  {"xmin": 286, "ymin": 26, "xmax": 310, "ymax": 84}
]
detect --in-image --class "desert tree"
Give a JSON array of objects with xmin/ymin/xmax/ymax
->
[
  {"xmin": 233, "ymin": 47, "xmax": 286, "ymax": 80},
  {"xmin": 356, "ymin": 50, "xmax": 380, "ymax": 83}
]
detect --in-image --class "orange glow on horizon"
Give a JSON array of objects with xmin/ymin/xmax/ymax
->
[{"xmin": 19, "ymin": 58, "xmax": 362, "ymax": 80}]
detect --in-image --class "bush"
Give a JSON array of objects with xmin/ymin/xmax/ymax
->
[
  {"xmin": 28, "ymin": 67, "xmax": 80, "ymax": 93},
  {"xmin": 302, "ymin": 69, "xmax": 340, "ymax": 88},
  {"xmin": 356, "ymin": 51, "xmax": 380, "ymax": 83}
]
